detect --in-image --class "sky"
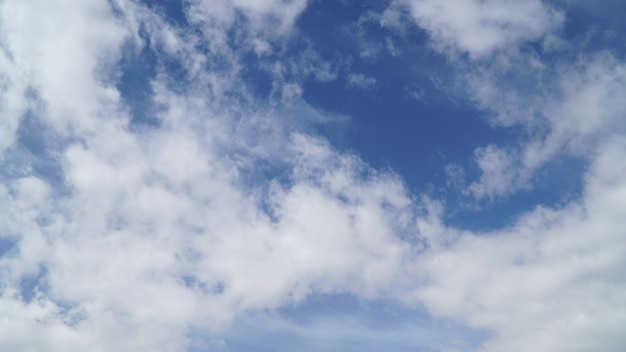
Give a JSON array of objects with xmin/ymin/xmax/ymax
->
[{"xmin": 0, "ymin": 0, "xmax": 625, "ymax": 351}]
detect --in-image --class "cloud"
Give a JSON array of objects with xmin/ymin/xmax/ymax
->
[
  {"xmin": 456, "ymin": 50, "xmax": 626, "ymax": 199},
  {"xmin": 546, "ymin": 53, "xmax": 626, "ymax": 155},
  {"xmin": 444, "ymin": 163, "xmax": 465, "ymax": 191},
  {"xmin": 0, "ymin": 0, "xmax": 128, "ymax": 133},
  {"xmin": 187, "ymin": 0, "xmax": 309, "ymax": 37},
  {"xmin": 466, "ymin": 145, "xmax": 518, "ymax": 199},
  {"xmin": 400, "ymin": 0, "xmax": 563, "ymax": 58},
  {"xmin": 1, "ymin": 1, "xmax": 625, "ymax": 352},
  {"xmin": 347, "ymin": 73, "xmax": 377, "ymax": 90},
  {"xmin": 412, "ymin": 136, "xmax": 626, "ymax": 352},
  {"xmin": 0, "ymin": 2, "xmax": 422, "ymax": 350},
  {"xmin": 381, "ymin": 1, "xmax": 626, "ymax": 200}
]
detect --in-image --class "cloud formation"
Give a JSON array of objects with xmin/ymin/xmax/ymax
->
[
  {"xmin": 401, "ymin": 0, "xmax": 563, "ymax": 57},
  {"xmin": 0, "ymin": 0, "xmax": 625, "ymax": 351},
  {"xmin": 414, "ymin": 136, "xmax": 626, "ymax": 352}
]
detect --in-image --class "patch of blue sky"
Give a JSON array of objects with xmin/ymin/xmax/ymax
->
[
  {"xmin": 288, "ymin": 1, "xmax": 586, "ymax": 228},
  {"xmin": 117, "ymin": 23, "xmax": 190, "ymax": 127},
  {"xmin": 0, "ymin": 237, "xmax": 17, "ymax": 258},
  {"xmin": 126, "ymin": 0, "xmax": 592, "ymax": 231},
  {"xmin": 239, "ymin": 51, "xmax": 274, "ymax": 99},
  {"xmin": 303, "ymin": 78, "xmax": 507, "ymax": 184},
  {"xmin": 117, "ymin": 27, "xmax": 159, "ymax": 126},
  {"xmin": 557, "ymin": 0, "xmax": 626, "ymax": 58},
  {"xmin": 189, "ymin": 294, "xmax": 485, "ymax": 352},
  {"xmin": 140, "ymin": 0, "xmax": 188, "ymax": 26},
  {"xmin": 445, "ymin": 156, "xmax": 587, "ymax": 231},
  {"xmin": 293, "ymin": 1, "xmax": 512, "ymax": 178},
  {"xmin": 8, "ymin": 109, "xmax": 73, "ymax": 196},
  {"xmin": 18, "ymin": 264, "xmax": 48, "ymax": 303}
]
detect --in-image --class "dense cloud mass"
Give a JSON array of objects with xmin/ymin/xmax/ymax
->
[{"xmin": 0, "ymin": 0, "xmax": 625, "ymax": 351}]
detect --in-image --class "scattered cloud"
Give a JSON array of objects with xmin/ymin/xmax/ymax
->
[
  {"xmin": 400, "ymin": 0, "xmax": 563, "ymax": 58},
  {"xmin": 347, "ymin": 73, "xmax": 377, "ymax": 90},
  {"xmin": 0, "ymin": 1, "xmax": 625, "ymax": 351},
  {"xmin": 413, "ymin": 136, "xmax": 626, "ymax": 352},
  {"xmin": 467, "ymin": 144, "xmax": 520, "ymax": 200}
]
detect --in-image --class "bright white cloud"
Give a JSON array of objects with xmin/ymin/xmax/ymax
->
[
  {"xmin": 459, "ymin": 50, "xmax": 626, "ymax": 199},
  {"xmin": 0, "ymin": 1, "xmax": 625, "ymax": 352},
  {"xmin": 391, "ymin": 0, "xmax": 626, "ymax": 200},
  {"xmin": 401, "ymin": 0, "xmax": 563, "ymax": 58},
  {"xmin": 413, "ymin": 136, "xmax": 626, "ymax": 352},
  {"xmin": 466, "ymin": 144, "xmax": 523, "ymax": 200},
  {"xmin": 547, "ymin": 53, "xmax": 626, "ymax": 155},
  {"xmin": 0, "ymin": 2, "xmax": 420, "ymax": 349},
  {"xmin": 0, "ymin": 0, "xmax": 128, "ymax": 134}
]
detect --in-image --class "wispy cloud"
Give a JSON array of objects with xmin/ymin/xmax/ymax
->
[
  {"xmin": 347, "ymin": 73, "xmax": 377, "ymax": 90},
  {"xmin": 399, "ymin": 0, "xmax": 563, "ymax": 58},
  {"xmin": 0, "ymin": 1, "xmax": 625, "ymax": 351}
]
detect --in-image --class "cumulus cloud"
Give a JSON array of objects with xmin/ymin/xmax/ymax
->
[
  {"xmin": 400, "ymin": 0, "xmax": 563, "ymax": 58},
  {"xmin": 0, "ymin": 0, "xmax": 128, "ymax": 133},
  {"xmin": 0, "ymin": 1, "xmax": 419, "ymax": 350},
  {"xmin": 383, "ymin": 0, "xmax": 626, "ymax": 200},
  {"xmin": 413, "ymin": 136, "xmax": 626, "ymax": 352},
  {"xmin": 455, "ymin": 50, "xmax": 626, "ymax": 199},
  {"xmin": 466, "ymin": 145, "xmax": 518, "ymax": 199},
  {"xmin": 1, "ymin": 0, "xmax": 625, "ymax": 352},
  {"xmin": 389, "ymin": 3, "xmax": 626, "ymax": 346}
]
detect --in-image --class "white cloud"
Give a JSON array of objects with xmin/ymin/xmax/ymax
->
[
  {"xmin": 0, "ymin": 289, "xmax": 92, "ymax": 351},
  {"xmin": 0, "ymin": 3, "xmax": 420, "ymax": 349},
  {"xmin": 1, "ymin": 1, "xmax": 625, "ymax": 352},
  {"xmin": 458, "ymin": 51, "xmax": 626, "ymax": 199},
  {"xmin": 187, "ymin": 0, "xmax": 309, "ymax": 37},
  {"xmin": 401, "ymin": 0, "xmax": 563, "ymax": 58},
  {"xmin": 412, "ymin": 136, "xmax": 626, "ymax": 352},
  {"xmin": 467, "ymin": 145, "xmax": 522, "ymax": 200},
  {"xmin": 347, "ymin": 73, "xmax": 377, "ymax": 90},
  {"xmin": 390, "ymin": 0, "xmax": 626, "ymax": 200},
  {"xmin": 546, "ymin": 53, "xmax": 626, "ymax": 156},
  {"xmin": 0, "ymin": 0, "xmax": 128, "ymax": 134}
]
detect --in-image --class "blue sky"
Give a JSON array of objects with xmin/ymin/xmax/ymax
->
[{"xmin": 0, "ymin": 0, "xmax": 625, "ymax": 351}]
